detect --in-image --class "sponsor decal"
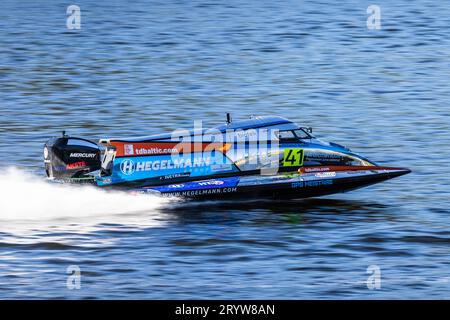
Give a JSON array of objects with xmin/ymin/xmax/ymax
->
[
  {"xmin": 160, "ymin": 187, "xmax": 238, "ymax": 197},
  {"xmin": 135, "ymin": 147, "xmax": 178, "ymax": 155},
  {"xmin": 291, "ymin": 182, "xmax": 304, "ymax": 188},
  {"xmin": 112, "ymin": 141, "xmax": 229, "ymax": 157},
  {"xmin": 315, "ymin": 171, "xmax": 336, "ymax": 178},
  {"xmin": 299, "ymin": 165, "xmax": 379, "ymax": 174},
  {"xmin": 159, "ymin": 173, "xmax": 191, "ymax": 180},
  {"xmin": 111, "ymin": 142, "xmax": 182, "ymax": 157},
  {"xmin": 304, "ymin": 179, "xmax": 333, "ymax": 187},
  {"xmin": 305, "ymin": 151, "xmax": 342, "ymax": 160},
  {"xmin": 302, "ymin": 167, "xmax": 332, "ymax": 173},
  {"xmin": 95, "ymin": 177, "xmax": 113, "ymax": 186},
  {"xmin": 168, "ymin": 184, "xmax": 185, "ymax": 188},
  {"xmin": 120, "ymin": 159, "xmax": 135, "ymax": 175},
  {"xmin": 292, "ymin": 179, "xmax": 333, "ymax": 188},
  {"xmin": 198, "ymin": 180, "xmax": 224, "ymax": 186},
  {"xmin": 66, "ymin": 161, "xmax": 87, "ymax": 169},
  {"xmin": 124, "ymin": 144, "xmax": 134, "ymax": 155},
  {"xmin": 304, "ymin": 151, "xmax": 345, "ymax": 164},
  {"xmin": 150, "ymin": 177, "xmax": 239, "ymax": 193},
  {"xmin": 119, "ymin": 157, "xmax": 211, "ymax": 176},
  {"xmin": 70, "ymin": 152, "xmax": 96, "ymax": 158},
  {"xmin": 283, "ymin": 148, "xmax": 304, "ymax": 167}
]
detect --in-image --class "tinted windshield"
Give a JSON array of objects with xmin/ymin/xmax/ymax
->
[
  {"xmin": 293, "ymin": 129, "xmax": 312, "ymax": 139},
  {"xmin": 276, "ymin": 130, "xmax": 296, "ymax": 140},
  {"xmin": 275, "ymin": 129, "xmax": 312, "ymax": 141}
]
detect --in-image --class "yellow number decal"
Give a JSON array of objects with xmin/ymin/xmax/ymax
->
[{"xmin": 283, "ymin": 148, "xmax": 304, "ymax": 167}]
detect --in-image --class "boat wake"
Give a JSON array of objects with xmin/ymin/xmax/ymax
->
[{"xmin": 0, "ymin": 167, "xmax": 170, "ymax": 224}]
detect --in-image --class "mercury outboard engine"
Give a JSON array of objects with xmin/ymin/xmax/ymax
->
[{"xmin": 44, "ymin": 132, "xmax": 101, "ymax": 180}]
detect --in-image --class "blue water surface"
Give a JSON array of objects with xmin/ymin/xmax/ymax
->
[{"xmin": 0, "ymin": 0, "xmax": 449, "ymax": 299}]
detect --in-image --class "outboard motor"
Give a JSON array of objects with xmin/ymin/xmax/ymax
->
[{"xmin": 44, "ymin": 132, "xmax": 101, "ymax": 180}]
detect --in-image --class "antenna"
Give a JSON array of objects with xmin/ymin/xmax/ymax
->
[{"xmin": 226, "ymin": 113, "xmax": 232, "ymax": 124}]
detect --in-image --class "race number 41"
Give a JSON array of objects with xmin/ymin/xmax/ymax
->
[{"xmin": 283, "ymin": 148, "xmax": 304, "ymax": 167}]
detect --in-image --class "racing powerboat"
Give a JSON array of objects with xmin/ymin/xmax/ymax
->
[{"xmin": 43, "ymin": 115, "xmax": 410, "ymax": 199}]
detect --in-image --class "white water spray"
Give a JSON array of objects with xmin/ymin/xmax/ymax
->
[{"xmin": 0, "ymin": 168, "xmax": 170, "ymax": 222}]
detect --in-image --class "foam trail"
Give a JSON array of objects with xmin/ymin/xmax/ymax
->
[{"xmin": 0, "ymin": 167, "xmax": 170, "ymax": 221}]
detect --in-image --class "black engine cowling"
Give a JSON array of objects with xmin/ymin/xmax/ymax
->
[{"xmin": 44, "ymin": 134, "xmax": 101, "ymax": 180}]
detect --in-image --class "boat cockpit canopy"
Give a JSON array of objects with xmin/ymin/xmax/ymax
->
[{"xmin": 104, "ymin": 116, "xmax": 313, "ymax": 144}]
